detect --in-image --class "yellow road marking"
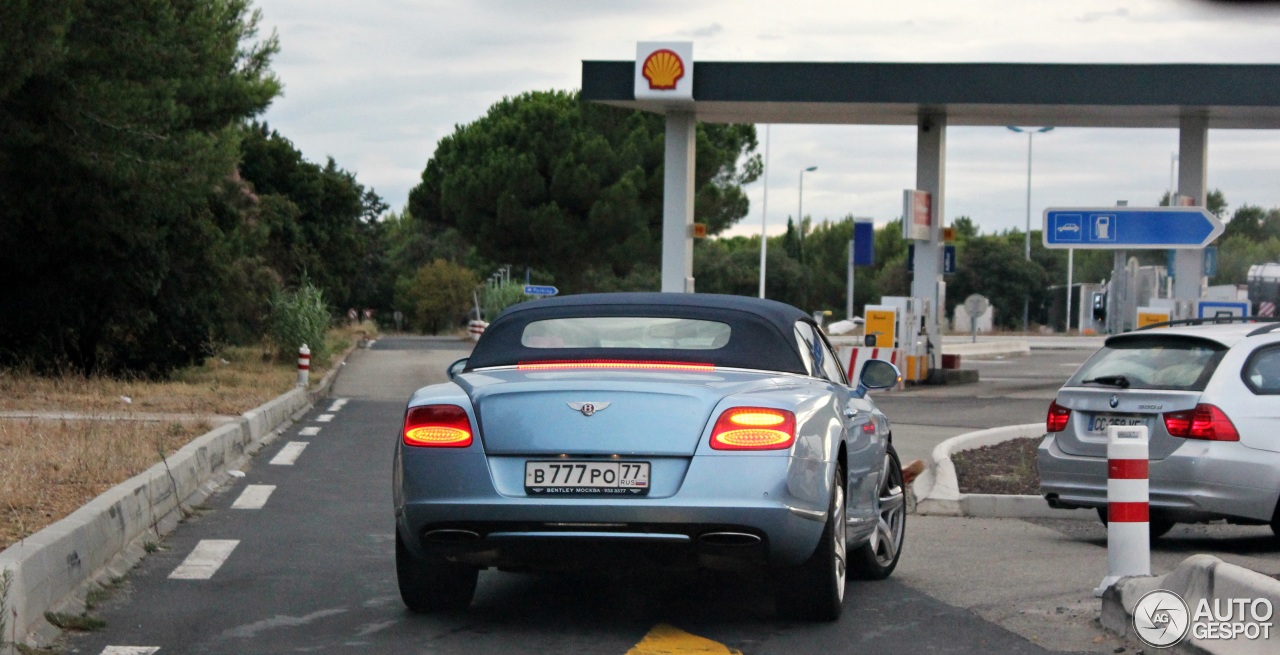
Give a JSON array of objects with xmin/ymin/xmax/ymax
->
[{"xmin": 625, "ymin": 624, "xmax": 742, "ymax": 655}]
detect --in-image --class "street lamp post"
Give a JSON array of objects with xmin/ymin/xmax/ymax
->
[
  {"xmin": 1008, "ymin": 126, "xmax": 1053, "ymax": 332},
  {"xmin": 798, "ymin": 165, "xmax": 817, "ymax": 227},
  {"xmin": 798, "ymin": 165, "xmax": 817, "ymax": 245},
  {"xmin": 757, "ymin": 126, "xmax": 772, "ymax": 298},
  {"xmin": 797, "ymin": 166, "xmax": 817, "ymax": 306}
]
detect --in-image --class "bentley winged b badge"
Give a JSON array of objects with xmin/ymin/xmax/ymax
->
[{"xmin": 568, "ymin": 402, "xmax": 611, "ymax": 417}]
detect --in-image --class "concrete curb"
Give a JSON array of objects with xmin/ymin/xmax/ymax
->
[
  {"xmin": 941, "ymin": 340, "xmax": 1031, "ymax": 359},
  {"xmin": 913, "ymin": 423, "xmax": 1093, "ymax": 520},
  {"xmin": 1101, "ymin": 555, "xmax": 1280, "ymax": 654},
  {"xmin": 0, "ymin": 352, "xmax": 349, "ymax": 649}
]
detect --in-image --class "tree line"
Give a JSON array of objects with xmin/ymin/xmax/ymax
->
[
  {"xmin": 4, "ymin": 3, "xmax": 1278, "ymax": 377},
  {"xmin": 397, "ymin": 90, "xmax": 1280, "ymax": 332},
  {"xmin": 0, "ymin": 1, "xmax": 385, "ymax": 376}
]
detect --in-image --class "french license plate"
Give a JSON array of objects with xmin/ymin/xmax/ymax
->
[
  {"xmin": 524, "ymin": 460, "xmax": 650, "ymax": 496},
  {"xmin": 1088, "ymin": 414, "xmax": 1147, "ymax": 434}
]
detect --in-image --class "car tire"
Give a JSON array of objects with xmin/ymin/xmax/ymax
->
[
  {"xmin": 773, "ymin": 463, "xmax": 847, "ymax": 622},
  {"xmin": 396, "ymin": 529, "xmax": 478, "ymax": 613},
  {"xmin": 1095, "ymin": 507, "xmax": 1176, "ymax": 539},
  {"xmin": 849, "ymin": 444, "xmax": 906, "ymax": 581},
  {"xmin": 1270, "ymin": 503, "xmax": 1280, "ymax": 540}
]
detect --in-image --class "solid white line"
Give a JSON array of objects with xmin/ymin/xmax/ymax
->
[
  {"xmin": 328, "ymin": 398, "xmax": 348, "ymax": 412},
  {"xmin": 169, "ymin": 540, "xmax": 239, "ymax": 580},
  {"xmin": 269, "ymin": 442, "xmax": 308, "ymax": 466},
  {"xmin": 298, "ymin": 426, "xmax": 321, "ymax": 436},
  {"xmin": 101, "ymin": 648, "xmax": 160, "ymax": 655},
  {"xmin": 316, "ymin": 414, "xmax": 335, "ymax": 422},
  {"xmin": 231, "ymin": 485, "xmax": 276, "ymax": 510}
]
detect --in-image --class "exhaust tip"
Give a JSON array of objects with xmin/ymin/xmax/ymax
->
[
  {"xmin": 423, "ymin": 528, "xmax": 481, "ymax": 543},
  {"xmin": 699, "ymin": 532, "xmax": 761, "ymax": 547}
]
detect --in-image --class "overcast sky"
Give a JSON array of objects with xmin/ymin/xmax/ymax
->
[{"xmin": 254, "ymin": 0, "xmax": 1280, "ymax": 238}]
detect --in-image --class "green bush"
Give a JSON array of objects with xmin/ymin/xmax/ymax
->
[
  {"xmin": 482, "ymin": 282, "xmax": 530, "ymax": 320},
  {"xmin": 394, "ymin": 260, "xmax": 478, "ymax": 334},
  {"xmin": 270, "ymin": 281, "xmax": 332, "ymax": 364}
]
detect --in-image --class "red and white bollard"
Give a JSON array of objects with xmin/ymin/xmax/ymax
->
[
  {"xmin": 468, "ymin": 320, "xmax": 488, "ymax": 342},
  {"xmin": 297, "ymin": 343, "xmax": 311, "ymax": 387},
  {"xmin": 1095, "ymin": 424, "xmax": 1150, "ymax": 596}
]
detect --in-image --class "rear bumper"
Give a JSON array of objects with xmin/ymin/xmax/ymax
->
[
  {"xmin": 394, "ymin": 449, "xmax": 832, "ymax": 569},
  {"xmin": 1037, "ymin": 435, "xmax": 1280, "ymax": 523}
]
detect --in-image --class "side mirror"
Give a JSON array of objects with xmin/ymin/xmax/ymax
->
[
  {"xmin": 447, "ymin": 358, "xmax": 469, "ymax": 381},
  {"xmin": 860, "ymin": 359, "xmax": 901, "ymax": 390}
]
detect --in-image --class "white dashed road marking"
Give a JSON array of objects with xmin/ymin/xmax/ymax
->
[
  {"xmin": 169, "ymin": 540, "xmax": 239, "ymax": 580},
  {"xmin": 101, "ymin": 648, "xmax": 160, "ymax": 655},
  {"xmin": 317, "ymin": 413, "xmax": 335, "ymax": 422},
  {"xmin": 231, "ymin": 485, "xmax": 276, "ymax": 510},
  {"xmin": 299, "ymin": 426, "xmax": 321, "ymax": 436},
  {"xmin": 269, "ymin": 442, "xmax": 308, "ymax": 466},
  {"xmin": 328, "ymin": 398, "xmax": 348, "ymax": 412}
]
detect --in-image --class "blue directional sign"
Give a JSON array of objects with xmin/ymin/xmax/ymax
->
[
  {"xmin": 906, "ymin": 244, "xmax": 956, "ymax": 274},
  {"xmin": 1043, "ymin": 207, "xmax": 1223, "ymax": 250},
  {"xmin": 523, "ymin": 285, "xmax": 559, "ymax": 297},
  {"xmin": 852, "ymin": 220, "xmax": 875, "ymax": 266}
]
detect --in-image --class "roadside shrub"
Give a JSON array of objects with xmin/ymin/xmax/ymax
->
[
  {"xmin": 269, "ymin": 280, "xmax": 331, "ymax": 364},
  {"xmin": 482, "ymin": 282, "xmax": 529, "ymax": 320},
  {"xmin": 394, "ymin": 260, "xmax": 478, "ymax": 334}
]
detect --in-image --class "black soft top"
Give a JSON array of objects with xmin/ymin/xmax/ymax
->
[{"xmin": 467, "ymin": 292, "xmax": 810, "ymax": 374}]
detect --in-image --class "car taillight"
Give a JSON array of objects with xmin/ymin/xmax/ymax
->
[
  {"xmin": 1163, "ymin": 404, "xmax": 1239, "ymax": 442},
  {"xmin": 402, "ymin": 405, "xmax": 473, "ymax": 448},
  {"xmin": 709, "ymin": 407, "xmax": 796, "ymax": 450},
  {"xmin": 1046, "ymin": 400, "xmax": 1071, "ymax": 433}
]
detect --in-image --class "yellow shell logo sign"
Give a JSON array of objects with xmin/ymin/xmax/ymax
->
[{"xmin": 642, "ymin": 49, "xmax": 685, "ymax": 90}]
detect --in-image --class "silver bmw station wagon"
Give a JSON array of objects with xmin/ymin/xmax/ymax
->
[{"xmin": 1038, "ymin": 318, "xmax": 1280, "ymax": 538}]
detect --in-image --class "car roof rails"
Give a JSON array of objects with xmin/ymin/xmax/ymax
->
[
  {"xmin": 1247, "ymin": 320, "xmax": 1280, "ymax": 337},
  {"xmin": 1134, "ymin": 316, "xmax": 1280, "ymax": 332}
]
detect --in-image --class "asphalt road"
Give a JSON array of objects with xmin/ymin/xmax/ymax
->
[{"xmin": 61, "ymin": 338, "xmax": 1279, "ymax": 654}]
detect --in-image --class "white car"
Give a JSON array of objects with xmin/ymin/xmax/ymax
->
[{"xmin": 1038, "ymin": 318, "xmax": 1280, "ymax": 537}]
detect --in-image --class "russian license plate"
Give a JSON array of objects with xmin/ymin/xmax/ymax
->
[
  {"xmin": 524, "ymin": 460, "xmax": 650, "ymax": 496},
  {"xmin": 1088, "ymin": 414, "xmax": 1147, "ymax": 434}
]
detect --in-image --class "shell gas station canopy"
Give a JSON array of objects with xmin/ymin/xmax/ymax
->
[
  {"xmin": 582, "ymin": 60, "xmax": 1280, "ymax": 129},
  {"xmin": 581, "ymin": 49, "xmax": 1280, "ymax": 367}
]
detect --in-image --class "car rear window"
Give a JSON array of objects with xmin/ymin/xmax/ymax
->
[
  {"xmin": 1067, "ymin": 335, "xmax": 1228, "ymax": 391},
  {"xmin": 520, "ymin": 317, "xmax": 731, "ymax": 350}
]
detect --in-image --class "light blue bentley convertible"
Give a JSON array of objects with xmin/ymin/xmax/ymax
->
[{"xmin": 393, "ymin": 292, "xmax": 905, "ymax": 620}]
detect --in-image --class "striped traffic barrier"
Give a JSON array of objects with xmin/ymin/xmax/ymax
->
[
  {"xmin": 1094, "ymin": 424, "xmax": 1150, "ymax": 596},
  {"xmin": 838, "ymin": 346, "xmax": 907, "ymax": 390},
  {"xmin": 297, "ymin": 343, "xmax": 311, "ymax": 388},
  {"xmin": 468, "ymin": 320, "xmax": 488, "ymax": 342}
]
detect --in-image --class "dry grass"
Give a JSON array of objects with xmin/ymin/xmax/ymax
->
[
  {"xmin": 0, "ymin": 325, "xmax": 370, "ymax": 551},
  {"xmin": 0, "ymin": 347, "xmax": 295, "ymax": 416},
  {"xmin": 0, "ymin": 418, "xmax": 206, "ymax": 549}
]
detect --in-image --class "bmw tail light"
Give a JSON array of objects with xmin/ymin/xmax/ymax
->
[
  {"xmin": 1046, "ymin": 400, "xmax": 1071, "ymax": 433},
  {"xmin": 1163, "ymin": 404, "xmax": 1239, "ymax": 442},
  {"xmin": 403, "ymin": 405, "xmax": 473, "ymax": 448},
  {"xmin": 710, "ymin": 407, "xmax": 796, "ymax": 450}
]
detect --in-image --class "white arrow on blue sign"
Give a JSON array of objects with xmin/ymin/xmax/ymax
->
[
  {"xmin": 1042, "ymin": 207, "xmax": 1223, "ymax": 250},
  {"xmin": 523, "ymin": 285, "xmax": 559, "ymax": 296}
]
